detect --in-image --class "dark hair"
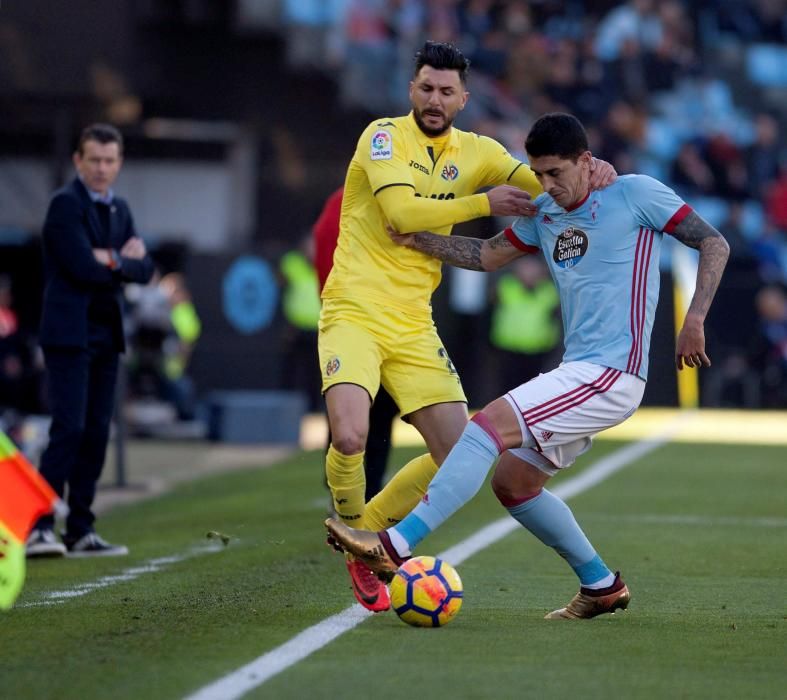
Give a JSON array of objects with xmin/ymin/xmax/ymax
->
[
  {"xmin": 525, "ymin": 113, "xmax": 589, "ymax": 161},
  {"xmin": 414, "ymin": 41, "xmax": 470, "ymax": 84},
  {"xmin": 77, "ymin": 123, "xmax": 123, "ymax": 155}
]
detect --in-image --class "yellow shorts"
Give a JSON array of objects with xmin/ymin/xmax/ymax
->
[{"xmin": 318, "ymin": 297, "xmax": 466, "ymax": 416}]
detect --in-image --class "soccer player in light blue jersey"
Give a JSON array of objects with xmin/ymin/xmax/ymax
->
[{"xmin": 326, "ymin": 113, "xmax": 730, "ymax": 619}]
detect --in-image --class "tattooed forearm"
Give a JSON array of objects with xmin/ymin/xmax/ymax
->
[
  {"xmin": 487, "ymin": 232, "xmax": 516, "ymax": 252},
  {"xmin": 673, "ymin": 211, "xmax": 730, "ymax": 319},
  {"xmin": 410, "ymin": 232, "xmax": 486, "ymax": 271}
]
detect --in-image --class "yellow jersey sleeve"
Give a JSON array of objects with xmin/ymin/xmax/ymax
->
[
  {"xmin": 355, "ymin": 121, "xmax": 491, "ymax": 233},
  {"xmin": 475, "ymin": 135, "xmax": 542, "ymax": 198},
  {"xmin": 355, "ymin": 121, "xmax": 415, "ymax": 195}
]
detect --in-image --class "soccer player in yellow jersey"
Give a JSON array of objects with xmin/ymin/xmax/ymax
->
[{"xmin": 320, "ymin": 42, "xmax": 615, "ymax": 612}]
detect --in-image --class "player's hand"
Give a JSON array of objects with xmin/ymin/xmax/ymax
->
[
  {"xmin": 120, "ymin": 236, "xmax": 147, "ymax": 259},
  {"xmin": 486, "ymin": 185, "xmax": 538, "ymax": 217},
  {"xmin": 589, "ymin": 158, "xmax": 617, "ymax": 190},
  {"xmin": 675, "ymin": 314, "xmax": 710, "ymax": 370},
  {"xmin": 386, "ymin": 224, "xmax": 417, "ymax": 248}
]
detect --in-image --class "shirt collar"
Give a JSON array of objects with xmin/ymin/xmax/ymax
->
[
  {"xmin": 565, "ymin": 190, "xmax": 591, "ymax": 212},
  {"xmin": 406, "ymin": 112, "xmax": 461, "ymax": 151},
  {"xmin": 79, "ymin": 176, "xmax": 114, "ymax": 205}
]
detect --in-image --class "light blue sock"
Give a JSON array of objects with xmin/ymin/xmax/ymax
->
[
  {"xmin": 393, "ymin": 420, "xmax": 500, "ymax": 551},
  {"xmin": 508, "ymin": 489, "xmax": 612, "ymax": 587}
]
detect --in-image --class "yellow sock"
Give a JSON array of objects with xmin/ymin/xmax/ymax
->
[
  {"xmin": 326, "ymin": 445, "xmax": 366, "ymax": 527},
  {"xmin": 364, "ymin": 452, "xmax": 438, "ymax": 531}
]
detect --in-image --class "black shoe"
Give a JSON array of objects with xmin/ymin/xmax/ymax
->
[
  {"xmin": 64, "ymin": 532, "xmax": 129, "ymax": 557},
  {"xmin": 26, "ymin": 529, "xmax": 66, "ymax": 558}
]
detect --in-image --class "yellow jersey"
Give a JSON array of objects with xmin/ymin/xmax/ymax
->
[{"xmin": 322, "ymin": 112, "xmax": 541, "ymax": 316}]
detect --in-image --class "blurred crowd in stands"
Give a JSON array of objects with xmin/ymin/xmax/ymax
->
[
  {"xmin": 1, "ymin": 0, "xmax": 785, "ymax": 431},
  {"xmin": 278, "ymin": 0, "xmax": 787, "ymax": 408},
  {"xmin": 282, "ymin": 0, "xmax": 785, "ymax": 271}
]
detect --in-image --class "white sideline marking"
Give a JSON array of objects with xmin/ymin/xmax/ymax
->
[
  {"xmin": 185, "ymin": 423, "xmax": 683, "ymax": 700},
  {"xmin": 440, "ymin": 435, "xmax": 674, "ymax": 567},
  {"xmin": 17, "ymin": 544, "xmax": 223, "ymax": 607}
]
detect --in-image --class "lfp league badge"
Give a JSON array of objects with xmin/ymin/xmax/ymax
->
[{"xmin": 370, "ymin": 130, "xmax": 393, "ymax": 160}]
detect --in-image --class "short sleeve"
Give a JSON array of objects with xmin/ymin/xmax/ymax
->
[
  {"xmin": 622, "ymin": 175, "xmax": 692, "ymax": 233},
  {"xmin": 354, "ymin": 121, "xmax": 415, "ymax": 195},
  {"xmin": 506, "ymin": 215, "xmax": 540, "ymax": 252}
]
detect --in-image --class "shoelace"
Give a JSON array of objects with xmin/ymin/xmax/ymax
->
[{"xmin": 76, "ymin": 533, "xmax": 103, "ymax": 549}]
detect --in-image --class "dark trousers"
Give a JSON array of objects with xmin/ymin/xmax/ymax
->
[
  {"xmin": 364, "ymin": 387, "xmax": 399, "ymax": 500},
  {"xmin": 36, "ymin": 341, "xmax": 119, "ymax": 536}
]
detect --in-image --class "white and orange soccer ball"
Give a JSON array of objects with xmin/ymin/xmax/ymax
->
[{"xmin": 389, "ymin": 555, "xmax": 463, "ymax": 627}]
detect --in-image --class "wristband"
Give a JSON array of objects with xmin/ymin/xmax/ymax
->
[{"xmin": 108, "ymin": 249, "xmax": 121, "ymax": 270}]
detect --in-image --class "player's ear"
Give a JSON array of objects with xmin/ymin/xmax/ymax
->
[{"xmin": 460, "ymin": 90, "xmax": 469, "ymax": 110}]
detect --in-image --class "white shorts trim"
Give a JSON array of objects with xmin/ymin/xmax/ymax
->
[{"xmin": 503, "ymin": 361, "xmax": 645, "ymax": 473}]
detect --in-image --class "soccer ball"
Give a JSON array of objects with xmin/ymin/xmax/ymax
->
[{"xmin": 389, "ymin": 555, "xmax": 463, "ymax": 627}]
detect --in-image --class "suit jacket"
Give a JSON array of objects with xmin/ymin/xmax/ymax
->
[{"xmin": 39, "ymin": 178, "xmax": 154, "ymax": 351}]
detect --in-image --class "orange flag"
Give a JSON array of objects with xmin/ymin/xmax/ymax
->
[{"xmin": 0, "ymin": 430, "xmax": 62, "ymax": 610}]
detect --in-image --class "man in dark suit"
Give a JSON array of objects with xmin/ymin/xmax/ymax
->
[{"xmin": 26, "ymin": 124, "xmax": 154, "ymax": 558}]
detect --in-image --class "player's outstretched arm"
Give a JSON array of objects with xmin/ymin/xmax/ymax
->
[
  {"xmin": 388, "ymin": 227, "xmax": 526, "ymax": 272},
  {"xmin": 671, "ymin": 211, "xmax": 730, "ymax": 370},
  {"xmin": 377, "ymin": 184, "xmax": 536, "ymax": 233}
]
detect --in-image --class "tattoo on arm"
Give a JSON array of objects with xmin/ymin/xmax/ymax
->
[
  {"xmin": 672, "ymin": 211, "xmax": 730, "ymax": 319},
  {"xmin": 410, "ymin": 232, "xmax": 485, "ymax": 271},
  {"xmin": 671, "ymin": 211, "xmax": 721, "ymax": 250},
  {"xmin": 486, "ymin": 231, "xmax": 517, "ymax": 252}
]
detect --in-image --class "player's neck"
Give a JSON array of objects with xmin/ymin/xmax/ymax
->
[
  {"xmin": 565, "ymin": 189, "xmax": 590, "ymax": 212},
  {"xmin": 419, "ymin": 126, "xmax": 451, "ymax": 142}
]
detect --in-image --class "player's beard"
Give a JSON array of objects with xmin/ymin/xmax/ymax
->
[{"xmin": 413, "ymin": 107, "xmax": 455, "ymax": 137}]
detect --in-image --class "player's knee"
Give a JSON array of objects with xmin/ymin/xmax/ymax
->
[
  {"xmin": 490, "ymin": 471, "xmax": 515, "ymax": 503},
  {"xmin": 331, "ymin": 431, "xmax": 367, "ymax": 456},
  {"xmin": 491, "ymin": 469, "xmax": 542, "ymax": 507}
]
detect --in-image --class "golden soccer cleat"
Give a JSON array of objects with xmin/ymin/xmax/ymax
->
[
  {"xmin": 545, "ymin": 573, "xmax": 631, "ymax": 620},
  {"xmin": 324, "ymin": 518, "xmax": 402, "ymax": 582}
]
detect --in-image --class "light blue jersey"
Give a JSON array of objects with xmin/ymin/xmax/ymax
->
[{"xmin": 507, "ymin": 174, "xmax": 691, "ymax": 380}]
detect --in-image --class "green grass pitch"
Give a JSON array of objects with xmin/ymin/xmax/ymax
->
[{"xmin": 4, "ymin": 438, "xmax": 785, "ymax": 699}]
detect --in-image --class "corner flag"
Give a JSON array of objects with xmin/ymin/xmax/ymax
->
[{"xmin": 0, "ymin": 431, "xmax": 62, "ymax": 610}]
